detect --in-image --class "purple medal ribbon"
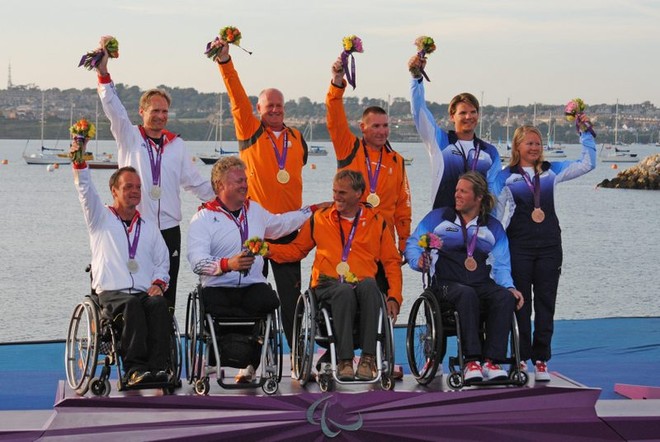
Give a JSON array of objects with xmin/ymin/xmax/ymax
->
[
  {"xmin": 417, "ymin": 51, "xmax": 431, "ymax": 82},
  {"xmin": 458, "ymin": 141, "xmax": 481, "ymax": 172},
  {"xmin": 363, "ymin": 144, "xmax": 383, "ymax": 195},
  {"xmin": 518, "ymin": 166, "xmax": 542, "ymax": 209},
  {"xmin": 266, "ymin": 130, "xmax": 288, "ymax": 172},
  {"xmin": 337, "ymin": 209, "xmax": 361, "ymax": 282},
  {"xmin": 341, "ymin": 51, "xmax": 357, "ymax": 89},
  {"xmin": 110, "ymin": 208, "xmax": 142, "ymax": 262},
  {"xmin": 144, "ymin": 136, "xmax": 163, "ymax": 186},
  {"xmin": 218, "ymin": 200, "xmax": 249, "ymax": 246},
  {"xmin": 459, "ymin": 216, "xmax": 480, "ymax": 261}
]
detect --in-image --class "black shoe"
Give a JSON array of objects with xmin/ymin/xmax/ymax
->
[
  {"xmin": 315, "ymin": 351, "xmax": 330, "ymax": 372},
  {"xmin": 154, "ymin": 370, "xmax": 170, "ymax": 383},
  {"xmin": 127, "ymin": 370, "xmax": 153, "ymax": 387}
]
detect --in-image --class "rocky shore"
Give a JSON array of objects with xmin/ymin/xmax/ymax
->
[{"xmin": 597, "ymin": 154, "xmax": 660, "ymax": 190}]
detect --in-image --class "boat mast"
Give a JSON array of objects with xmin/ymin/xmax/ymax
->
[
  {"xmin": 506, "ymin": 97, "xmax": 510, "ymax": 148},
  {"xmin": 614, "ymin": 99, "xmax": 619, "ymax": 145},
  {"xmin": 40, "ymin": 91, "xmax": 45, "ymax": 148},
  {"xmin": 217, "ymin": 94, "xmax": 223, "ymax": 150}
]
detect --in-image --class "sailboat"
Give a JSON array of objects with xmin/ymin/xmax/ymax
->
[
  {"xmin": 303, "ymin": 121, "xmax": 328, "ymax": 156},
  {"xmin": 544, "ymin": 112, "xmax": 566, "ymax": 159},
  {"xmin": 198, "ymin": 94, "xmax": 238, "ymax": 165},
  {"xmin": 600, "ymin": 100, "xmax": 638, "ymax": 163},
  {"xmin": 88, "ymin": 99, "xmax": 118, "ymax": 169},
  {"xmin": 23, "ymin": 92, "xmax": 71, "ymax": 165}
]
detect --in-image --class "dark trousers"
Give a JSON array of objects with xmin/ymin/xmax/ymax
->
[
  {"xmin": 201, "ymin": 283, "xmax": 280, "ymax": 318},
  {"xmin": 435, "ymin": 280, "xmax": 516, "ymax": 363},
  {"xmin": 161, "ymin": 226, "xmax": 181, "ymax": 311},
  {"xmin": 265, "ymin": 231, "xmax": 302, "ymax": 349},
  {"xmin": 315, "ymin": 278, "xmax": 382, "ymax": 361},
  {"xmin": 510, "ymin": 244, "xmax": 562, "ymax": 362},
  {"xmin": 98, "ymin": 291, "xmax": 171, "ymax": 374}
]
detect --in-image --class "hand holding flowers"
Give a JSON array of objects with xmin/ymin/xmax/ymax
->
[
  {"xmin": 565, "ymin": 98, "xmax": 596, "ymax": 137},
  {"xmin": 412, "ymin": 36, "xmax": 436, "ymax": 81},
  {"xmin": 240, "ymin": 236, "xmax": 268, "ymax": 276},
  {"xmin": 78, "ymin": 37, "xmax": 119, "ymax": 70},
  {"xmin": 69, "ymin": 118, "xmax": 96, "ymax": 163},
  {"xmin": 340, "ymin": 35, "xmax": 364, "ymax": 89},
  {"xmin": 205, "ymin": 26, "xmax": 252, "ymax": 61}
]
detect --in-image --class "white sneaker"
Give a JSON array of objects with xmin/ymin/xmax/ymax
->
[
  {"xmin": 463, "ymin": 361, "xmax": 483, "ymax": 382},
  {"xmin": 235, "ymin": 364, "xmax": 255, "ymax": 383},
  {"xmin": 482, "ymin": 360, "xmax": 508, "ymax": 381},
  {"xmin": 535, "ymin": 361, "xmax": 550, "ymax": 382}
]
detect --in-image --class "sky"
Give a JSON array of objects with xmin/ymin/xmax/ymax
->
[{"xmin": 2, "ymin": 0, "xmax": 660, "ymax": 107}]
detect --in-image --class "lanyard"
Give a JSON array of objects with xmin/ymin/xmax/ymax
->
[
  {"xmin": 266, "ymin": 130, "xmax": 288, "ymax": 171},
  {"xmin": 458, "ymin": 216, "xmax": 480, "ymax": 259},
  {"xmin": 337, "ymin": 209, "xmax": 361, "ymax": 263},
  {"xmin": 109, "ymin": 208, "xmax": 142, "ymax": 260},
  {"xmin": 144, "ymin": 135, "xmax": 163, "ymax": 186},
  {"xmin": 518, "ymin": 166, "xmax": 542, "ymax": 209},
  {"xmin": 217, "ymin": 199, "xmax": 249, "ymax": 245},
  {"xmin": 456, "ymin": 140, "xmax": 481, "ymax": 172},
  {"xmin": 363, "ymin": 143, "xmax": 383, "ymax": 194}
]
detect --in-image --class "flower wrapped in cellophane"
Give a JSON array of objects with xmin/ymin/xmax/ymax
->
[
  {"xmin": 564, "ymin": 98, "xmax": 596, "ymax": 137},
  {"xmin": 418, "ymin": 232, "xmax": 442, "ymax": 288},
  {"xmin": 413, "ymin": 36, "xmax": 436, "ymax": 82},
  {"xmin": 69, "ymin": 118, "xmax": 96, "ymax": 163},
  {"xmin": 205, "ymin": 26, "xmax": 252, "ymax": 60},
  {"xmin": 78, "ymin": 37, "xmax": 119, "ymax": 70},
  {"xmin": 341, "ymin": 35, "xmax": 364, "ymax": 89},
  {"xmin": 418, "ymin": 232, "xmax": 442, "ymax": 250}
]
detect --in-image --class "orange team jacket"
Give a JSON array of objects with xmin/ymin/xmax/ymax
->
[
  {"xmin": 269, "ymin": 205, "xmax": 403, "ymax": 305},
  {"xmin": 218, "ymin": 58, "xmax": 308, "ymax": 214},
  {"xmin": 326, "ymin": 80, "xmax": 412, "ymax": 253}
]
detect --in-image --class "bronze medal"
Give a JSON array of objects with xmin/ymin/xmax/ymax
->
[
  {"xmin": 366, "ymin": 192, "xmax": 380, "ymax": 207},
  {"xmin": 532, "ymin": 208, "xmax": 545, "ymax": 223},
  {"xmin": 149, "ymin": 185, "xmax": 161, "ymax": 200},
  {"xmin": 336, "ymin": 261, "xmax": 350, "ymax": 276},
  {"xmin": 277, "ymin": 169, "xmax": 290, "ymax": 184},
  {"xmin": 464, "ymin": 256, "xmax": 477, "ymax": 272}
]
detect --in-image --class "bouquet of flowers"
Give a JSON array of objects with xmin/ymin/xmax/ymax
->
[
  {"xmin": 413, "ymin": 36, "xmax": 436, "ymax": 82},
  {"xmin": 239, "ymin": 236, "xmax": 268, "ymax": 276},
  {"xmin": 205, "ymin": 26, "xmax": 252, "ymax": 60},
  {"xmin": 565, "ymin": 98, "xmax": 596, "ymax": 137},
  {"xmin": 78, "ymin": 37, "xmax": 119, "ymax": 70},
  {"xmin": 341, "ymin": 35, "xmax": 364, "ymax": 89},
  {"xmin": 418, "ymin": 232, "xmax": 442, "ymax": 250},
  {"xmin": 243, "ymin": 236, "xmax": 269, "ymax": 257},
  {"xmin": 69, "ymin": 118, "xmax": 96, "ymax": 163}
]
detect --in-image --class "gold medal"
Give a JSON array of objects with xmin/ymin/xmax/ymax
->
[
  {"xmin": 532, "ymin": 208, "xmax": 545, "ymax": 223},
  {"xmin": 336, "ymin": 261, "xmax": 350, "ymax": 276},
  {"xmin": 127, "ymin": 259, "xmax": 139, "ymax": 273},
  {"xmin": 277, "ymin": 169, "xmax": 290, "ymax": 184},
  {"xmin": 464, "ymin": 256, "xmax": 477, "ymax": 272},
  {"xmin": 366, "ymin": 192, "xmax": 380, "ymax": 207},
  {"xmin": 149, "ymin": 186, "xmax": 161, "ymax": 200}
]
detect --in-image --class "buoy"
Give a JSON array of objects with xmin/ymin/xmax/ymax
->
[
  {"xmin": 46, "ymin": 165, "xmax": 55, "ymax": 172},
  {"xmin": 192, "ymin": 156, "xmax": 197, "ymax": 162},
  {"xmin": 53, "ymin": 163, "xmax": 60, "ymax": 169},
  {"xmin": 1, "ymin": 159, "xmax": 8, "ymax": 165},
  {"xmin": 611, "ymin": 164, "xmax": 618, "ymax": 170},
  {"xmin": 311, "ymin": 163, "xmax": 317, "ymax": 170}
]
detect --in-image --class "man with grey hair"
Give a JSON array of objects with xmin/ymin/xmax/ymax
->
[
  {"xmin": 188, "ymin": 156, "xmax": 317, "ymax": 382},
  {"xmin": 210, "ymin": 39, "xmax": 309, "ymax": 349},
  {"xmin": 92, "ymin": 35, "xmax": 215, "ymax": 311}
]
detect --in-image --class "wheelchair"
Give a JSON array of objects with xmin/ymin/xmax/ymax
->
[
  {"xmin": 291, "ymin": 288, "xmax": 396, "ymax": 392},
  {"xmin": 184, "ymin": 286, "xmax": 283, "ymax": 395},
  {"xmin": 65, "ymin": 293, "xmax": 182, "ymax": 396},
  {"xmin": 406, "ymin": 287, "xmax": 529, "ymax": 389}
]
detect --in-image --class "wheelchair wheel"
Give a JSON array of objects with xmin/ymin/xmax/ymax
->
[
  {"xmin": 291, "ymin": 291, "xmax": 316, "ymax": 386},
  {"xmin": 185, "ymin": 288, "xmax": 202, "ymax": 384},
  {"xmin": 270, "ymin": 308, "xmax": 284, "ymax": 383},
  {"xmin": 169, "ymin": 316, "xmax": 183, "ymax": 385},
  {"xmin": 406, "ymin": 291, "xmax": 442, "ymax": 385},
  {"xmin": 65, "ymin": 298, "xmax": 100, "ymax": 395},
  {"xmin": 447, "ymin": 372, "xmax": 464, "ymax": 390},
  {"xmin": 380, "ymin": 299, "xmax": 395, "ymax": 382},
  {"xmin": 194, "ymin": 378, "xmax": 210, "ymax": 396},
  {"xmin": 90, "ymin": 377, "xmax": 111, "ymax": 397}
]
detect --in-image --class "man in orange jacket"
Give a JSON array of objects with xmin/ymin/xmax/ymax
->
[
  {"xmin": 269, "ymin": 170, "xmax": 402, "ymax": 381},
  {"xmin": 210, "ymin": 39, "xmax": 308, "ymax": 348}
]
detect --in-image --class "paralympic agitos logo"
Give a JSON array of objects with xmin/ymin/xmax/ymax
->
[{"xmin": 306, "ymin": 395, "xmax": 363, "ymax": 437}]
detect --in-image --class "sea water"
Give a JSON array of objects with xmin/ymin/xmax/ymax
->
[{"xmin": 1, "ymin": 139, "xmax": 659, "ymax": 342}]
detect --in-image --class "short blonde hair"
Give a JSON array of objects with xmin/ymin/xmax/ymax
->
[
  {"xmin": 210, "ymin": 156, "xmax": 246, "ymax": 193},
  {"xmin": 139, "ymin": 89, "xmax": 172, "ymax": 110}
]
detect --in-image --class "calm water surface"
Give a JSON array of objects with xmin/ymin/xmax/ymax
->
[{"xmin": 1, "ymin": 139, "xmax": 658, "ymax": 342}]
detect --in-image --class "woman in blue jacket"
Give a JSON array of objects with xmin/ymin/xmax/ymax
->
[{"xmin": 492, "ymin": 118, "xmax": 596, "ymax": 381}]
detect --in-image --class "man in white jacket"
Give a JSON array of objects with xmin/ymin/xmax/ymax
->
[
  {"xmin": 188, "ymin": 156, "xmax": 316, "ymax": 382},
  {"xmin": 72, "ymin": 145, "xmax": 172, "ymax": 387},
  {"xmin": 92, "ymin": 35, "xmax": 215, "ymax": 311}
]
